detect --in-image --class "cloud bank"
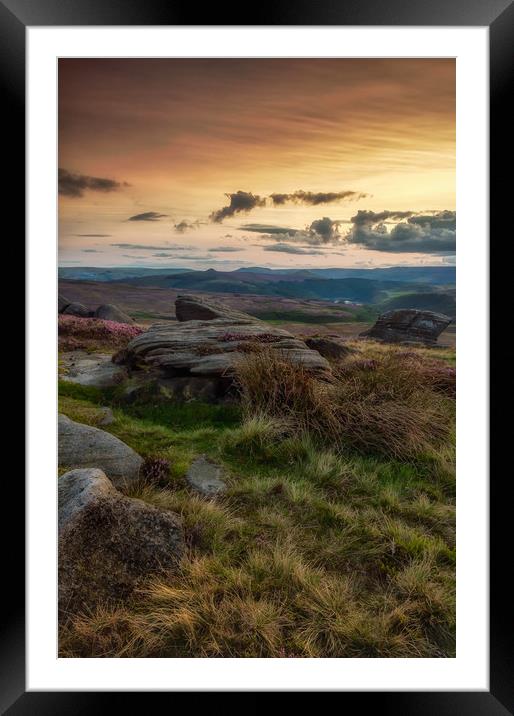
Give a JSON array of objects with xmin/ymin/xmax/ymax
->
[{"xmin": 346, "ymin": 210, "xmax": 456, "ymax": 253}]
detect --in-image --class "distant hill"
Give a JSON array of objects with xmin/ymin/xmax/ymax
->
[
  {"xmin": 111, "ymin": 268, "xmax": 428, "ymax": 304},
  {"xmin": 58, "ymin": 266, "xmax": 192, "ymax": 282},
  {"xmin": 237, "ymin": 266, "xmax": 455, "ymax": 285}
]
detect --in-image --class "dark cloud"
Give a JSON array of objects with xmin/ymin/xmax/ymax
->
[
  {"xmin": 255, "ymin": 218, "xmax": 343, "ymax": 246},
  {"xmin": 81, "ymin": 249, "xmax": 102, "ymax": 253},
  {"xmin": 208, "ymin": 246, "xmax": 243, "ymax": 253},
  {"xmin": 408, "ymin": 210, "xmax": 456, "ymax": 230},
  {"xmin": 210, "ymin": 191, "xmax": 266, "ymax": 223},
  {"xmin": 128, "ymin": 211, "xmax": 168, "ymax": 222},
  {"xmin": 346, "ymin": 210, "xmax": 456, "ymax": 253},
  {"xmin": 59, "ymin": 168, "xmax": 128, "ymax": 198},
  {"xmin": 263, "ymin": 243, "xmax": 324, "ymax": 255},
  {"xmin": 174, "ymin": 220, "xmax": 201, "ymax": 233},
  {"xmin": 75, "ymin": 233, "xmax": 112, "ymax": 237},
  {"xmin": 269, "ymin": 190, "xmax": 368, "ymax": 206},
  {"xmin": 308, "ymin": 217, "xmax": 342, "ymax": 243},
  {"xmin": 350, "ymin": 210, "xmax": 417, "ymax": 226}
]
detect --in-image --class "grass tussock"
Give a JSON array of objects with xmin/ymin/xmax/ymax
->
[{"xmin": 233, "ymin": 347, "xmax": 454, "ymax": 461}]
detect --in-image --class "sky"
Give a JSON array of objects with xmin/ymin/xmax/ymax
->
[{"xmin": 58, "ymin": 58, "xmax": 456, "ymax": 270}]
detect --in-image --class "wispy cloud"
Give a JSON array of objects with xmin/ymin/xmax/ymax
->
[
  {"xmin": 174, "ymin": 220, "xmax": 202, "ymax": 233},
  {"xmin": 242, "ymin": 224, "xmax": 299, "ymax": 236},
  {"xmin": 208, "ymin": 246, "xmax": 243, "ymax": 253},
  {"xmin": 128, "ymin": 211, "xmax": 168, "ymax": 221},
  {"xmin": 111, "ymin": 242, "xmax": 194, "ymax": 251},
  {"xmin": 263, "ymin": 243, "xmax": 324, "ymax": 255}
]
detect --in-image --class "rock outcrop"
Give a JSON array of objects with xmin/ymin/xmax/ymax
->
[
  {"xmin": 304, "ymin": 336, "xmax": 354, "ymax": 360},
  {"xmin": 360, "ymin": 309, "xmax": 452, "ymax": 345},
  {"xmin": 175, "ymin": 294, "xmax": 254, "ymax": 323},
  {"xmin": 62, "ymin": 302, "xmax": 91, "ymax": 318},
  {"xmin": 95, "ymin": 303, "xmax": 134, "ymax": 324},
  {"xmin": 58, "ymin": 467, "xmax": 184, "ymax": 615},
  {"xmin": 58, "ymin": 414, "xmax": 143, "ymax": 488},
  {"xmin": 123, "ymin": 296, "xmax": 330, "ymax": 392}
]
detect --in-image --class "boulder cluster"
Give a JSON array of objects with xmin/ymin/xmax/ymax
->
[
  {"xmin": 58, "ymin": 413, "xmax": 231, "ymax": 616},
  {"xmin": 59, "ymin": 294, "xmax": 134, "ymax": 325}
]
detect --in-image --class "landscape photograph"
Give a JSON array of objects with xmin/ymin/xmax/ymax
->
[{"xmin": 57, "ymin": 58, "xmax": 456, "ymax": 658}]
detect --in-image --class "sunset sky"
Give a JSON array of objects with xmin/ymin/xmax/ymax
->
[{"xmin": 58, "ymin": 58, "xmax": 455, "ymax": 270}]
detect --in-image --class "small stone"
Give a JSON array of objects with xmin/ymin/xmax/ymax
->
[
  {"xmin": 98, "ymin": 407, "xmax": 114, "ymax": 425},
  {"xmin": 186, "ymin": 455, "xmax": 227, "ymax": 496}
]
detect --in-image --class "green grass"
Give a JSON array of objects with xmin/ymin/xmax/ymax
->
[{"xmin": 58, "ymin": 340, "xmax": 456, "ymax": 658}]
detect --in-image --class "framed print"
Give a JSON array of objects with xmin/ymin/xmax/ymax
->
[{"xmin": 3, "ymin": 0, "xmax": 511, "ymax": 710}]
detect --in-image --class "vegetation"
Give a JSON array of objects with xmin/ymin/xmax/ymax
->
[
  {"xmin": 58, "ymin": 339, "xmax": 455, "ymax": 658},
  {"xmin": 58, "ymin": 315, "xmax": 143, "ymax": 353}
]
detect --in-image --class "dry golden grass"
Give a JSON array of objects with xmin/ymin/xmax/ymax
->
[{"xmin": 233, "ymin": 347, "xmax": 454, "ymax": 460}]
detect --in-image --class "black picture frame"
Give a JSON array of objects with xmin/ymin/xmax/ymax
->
[{"xmin": 4, "ymin": 0, "xmax": 511, "ymax": 711}]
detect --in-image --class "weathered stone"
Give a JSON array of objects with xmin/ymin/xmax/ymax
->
[
  {"xmin": 62, "ymin": 302, "xmax": 91, "ymax": 318},
  {"xmin": 175, "ymin": 294, "xmax": 256, "ymax": 323},
  {"xmin": 58, "ymin": 294, "xmax": 71, "ymax": 313},
  {"xmin": 58, "ymin": 414, "xmax": 143, "ymax": 489},
  {"xmin": 186, "ymin": 455, "xmax": 227, "ymax": 496},
  {"xmin": 360, "ymin": 309, "xmax": 452, "ymax": 345},
  {"xmin": 58, "ymin": 467, "xmax": 116, "ymax": 531},
  {"xmin": 95, "ymin": 303, "xmax": 134, "ymax": 324},
  {"xmin": 304, "ymin": 336, "xmax": 354, "ymax": 360},
  {"xmin": 60, "ymin": 351, "xmax": 127, "ymax": 388},
  {"xmin": 58, "ymin": 467, "xmax": 184, "ymax": 616},
  {"xmin": 124, "ymin": 298, "xmax": 330, "ymax": 382}
]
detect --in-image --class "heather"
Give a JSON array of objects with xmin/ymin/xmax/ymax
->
[{"xmin": 58, "ymin": 314, "xmax": 143, "ymax": 352}]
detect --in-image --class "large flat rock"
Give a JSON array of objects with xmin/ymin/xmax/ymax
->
[
  {"xmin": 60, "ymin": 351, "xmax": 126, "ymax": 388},
  {"xmin": 124, "ymin": 296, "xmax": 330, "ymax": 379},
  {"xmin": 58, "ymin": 414, "xmax": 143, "ymax": 488}
]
